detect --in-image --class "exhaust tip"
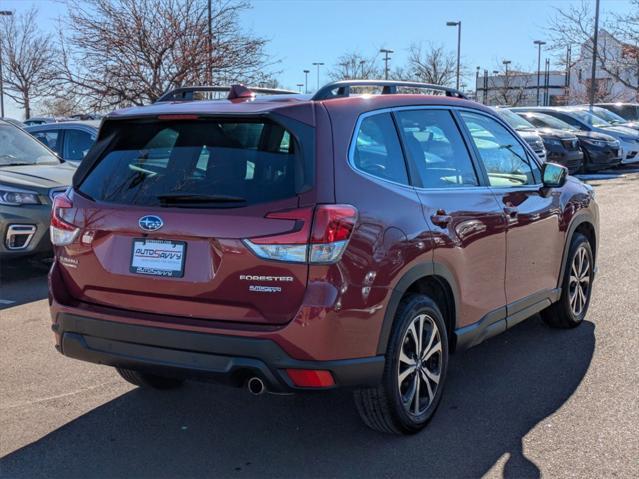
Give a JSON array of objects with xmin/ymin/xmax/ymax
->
[{"xmin": 247, "ymin": 377, "xmax": 266, "ymax": 395}]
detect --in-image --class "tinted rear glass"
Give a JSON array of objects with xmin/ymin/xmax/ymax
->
[{"xmin": 79, "ymin": 119, "xmax": 308, "ymax": 207}]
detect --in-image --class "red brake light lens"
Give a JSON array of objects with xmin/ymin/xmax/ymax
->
[{"xmin": 311, "ymin": 205, "xmax": 358, "ymax": 244}]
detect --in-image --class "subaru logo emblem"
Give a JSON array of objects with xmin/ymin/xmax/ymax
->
[{"xmin": 138, "ymin": 215, "xmax": 163, "ymax": 232}]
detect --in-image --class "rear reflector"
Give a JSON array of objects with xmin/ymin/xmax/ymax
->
[
  {"xmin": 243, "ymin": 205, "xmax": 357, "ymax": 264},
  {"xmin": 286, "ymin": 369, "xmax": 335, "ymax": 388}
]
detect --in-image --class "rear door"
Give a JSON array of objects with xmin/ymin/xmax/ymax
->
[
  {"xmin": 458, "ymin": 110, "xmax": 564, "ymax": 306},
  {"xmin": 63, "ymin": 116, "xmax": 315, "ymax": 325},
  {"xmin": 394, "ymin": 108, "xmax": 508, "ymax": 330}
]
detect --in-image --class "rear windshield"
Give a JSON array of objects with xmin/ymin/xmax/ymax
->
[{"xmin": 78, "ymin": 118, "xmax": 309, "ymax": 207}]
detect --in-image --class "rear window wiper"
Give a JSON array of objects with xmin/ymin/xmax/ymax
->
[{"xmin": 157, "ymin": 193, "xmax": 247, "ymax": 204}]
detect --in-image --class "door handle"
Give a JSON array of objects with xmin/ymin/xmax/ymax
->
[
  {"xmin": 431, "ymin": 210, "xmax": 452, "ymax": 228},
  {"xmin": 504, "ymin": 206, "xmax": 518, "ymax": 219}
]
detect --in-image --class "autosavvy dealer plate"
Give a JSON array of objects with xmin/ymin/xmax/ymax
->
[{"xmin": 130, "ymin": 239, "xmax": 186, "ymax": 278}]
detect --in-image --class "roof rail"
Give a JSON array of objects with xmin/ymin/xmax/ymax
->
[
  {"xmin": 155, "ymin": 85, "xmax": 299, "ymax": 103},
  {"xmin": 311, "ymin": 80, "xmax": 467, "ymax": 101}
]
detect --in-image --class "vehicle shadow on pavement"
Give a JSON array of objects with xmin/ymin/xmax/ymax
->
[
  {"xmin": 0, "ymin": 316, "xmax": 594, "ymax": 479},
  {"xmin": 0, "ymin": 259, "xmax": 50, "ymax": 310}
]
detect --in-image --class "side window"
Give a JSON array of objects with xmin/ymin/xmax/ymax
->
[
  {"xmin": 460, "ymin": 112, "xmax": 539, "ymax": 187},
  {"xmin": 63, "ymin": 129, "xmax": 95, "ymax": 161},
  {"xmin": 554, "ymin": 113, "xmax": 582, "ymax": 129},
  {"xmin": 396, "ymin": 109, "xmax": 478, "ymax": 188},
  {"xmin": 33, "ymin": 130, "xmax": 61, "ymax": 155},
  {"xmin": 353, "ymin": 113, "xmax": 409, "ymax": 184}
]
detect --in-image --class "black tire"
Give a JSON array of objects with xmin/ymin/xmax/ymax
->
[
  {"xmin": 541, "ymin": 232, "xmax": 594, "ymax": 329},
  {"xmin": 354, "ymin": 293, "xmax": 449, "ymax": 434},
  {"xmin": 116, "ymin": 367, "xmax": 185, "ymax": 389}
]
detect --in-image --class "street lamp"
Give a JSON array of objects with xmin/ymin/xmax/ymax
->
[
  {"xmin": 446, "ymin": 21, "xmax": 461, "ymax": 90},
  {"xmin": 303, "ymin": 69, "xmax": 310, "ymax": 94},
  {"xmin": 0, "ymin": 10, "xmax": 13, "ymax": 118},
  {"xmin": 475, "ymin": 66, "xmax": 480, "ymax": 100},
  {"xmin": 339, "ymin": 62, "xmax": 350, "ymax": 79},
  {"xmin": 359, "ymin": 60, "xmax": 366, "ymax": 78},
  {"xmin": 296, "ymin": 83, "xmax": 304, "ymax": 93},
  {"xmin": 534, "ymin": 40, "xmax": 546, "ymax": 106},
  {"xmin": 380, "ymin": 49, "xmax": 394, "ymax": 80},
  {"xmin": 312, "ymin": 62, "xmax": 324, "ymax": 91}
]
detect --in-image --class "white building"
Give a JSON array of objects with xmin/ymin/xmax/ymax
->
[
  {"xmin": 475, "ymin": 71, "xmax": 568, "ymax": 107},
  {"xmin": 569, "ymin": 29, "xmax": 638, "ymax": 103}
]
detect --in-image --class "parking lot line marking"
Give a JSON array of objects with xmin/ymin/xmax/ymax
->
[{"xmin": 0, "ymin": 299, "xmax": 15, "ymax": 305}]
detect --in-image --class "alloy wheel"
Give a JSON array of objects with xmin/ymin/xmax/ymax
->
[
  {"xmin": 569, "ymin": 245, "xmax": 591, "ymax": 317},
  {"xmin": 397, "ymin": 313, "xmax": 442, "ymax": 416}
]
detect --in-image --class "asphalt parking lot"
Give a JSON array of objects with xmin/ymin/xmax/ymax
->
[{"xmin": 1, "ymin": 170, "xmax": 638, "ymax": 479}]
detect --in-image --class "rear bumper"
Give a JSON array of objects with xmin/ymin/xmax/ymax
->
[{"xmin": 52, "ymin": 313, "xmax": 385, "ymax": 393}]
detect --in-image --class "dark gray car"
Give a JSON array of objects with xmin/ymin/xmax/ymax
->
[
  {"xmin": 26, "ymin": 121, "xmax": 99, "ymax": 164},
  {"xmin": 0, "ymin": 120, "xmax": 76, "ymax": 259}
]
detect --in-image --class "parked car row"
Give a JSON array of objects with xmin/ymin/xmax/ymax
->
[
  {"xmin": 1, "ymin": 99, "xmax": 637, "ymax": 262},
  {"xmin": 511, "ymin": 105, "xmax": 639, "ymax": 168}
]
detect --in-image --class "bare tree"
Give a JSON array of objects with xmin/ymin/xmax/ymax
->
[
  {"xmin": 328, "ymin": 52, "xmax": 381, "ymax": 81},
  {"xmin": 38, "ymin": 96, "xmax": 83, "ymax": 117},
  {"xmin": 547, "ymin": 0, "xmax": 638, "ymax": 99},
  {"xmin": 56, "ymin": 0, "xmax": 275, "ymax": 111},
  {"xmin": 405, "ymin": 43, "xmax": 457, "ymax": 86},
  {"xmin": 490, "ymin": 67, "xmax": 532, "ymax": 106},
  {"xmin": 0, "ymin": 8, "xmax": 58, "ymax": 119}
]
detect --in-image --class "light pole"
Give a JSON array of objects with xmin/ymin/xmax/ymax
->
[
  {"xmin": 296, "ymin": 83, "xmax": 304, "ymax": 93},
  {"xmin": 359, "ymin": 60, "xmax": 365, "ymax": 79},
  {"xmin": 206, "ymin": 0, "xmax": 212, "ymax": 85},
  {"xmin": 339, "ymin": 62, "xmax": 350, "ymax": 79},
  {"xmin": 446, "ymin": 21, "xmax": 461, "ymax": 90},
  {"xmin": 380, "ymin": 49, "xmax": 394, "ymax": 80},
  {"xmin": 534, "ymin": 40, "xmax": 546, "ymax": 106},
  {"xmin": 303, "ymin": 69, "xmax": 310, "ymax": 94},
  {"xmin": 502, "ymin": 60, "xmax": 511, "ymax": 76},
  {"xmin": 589, "ymin": 0, "xmax": 601, "ymax": 106},
  {"xmin": 312, "ymin": 62, "xmax": 324, "ymax": 91},
  {"xmin": 0, "ymin": 10, "xmax": 13, "ymax": 118},
  {"xmin": 475, "ymin": 66, "xmax": 480, "ymax": 100}
]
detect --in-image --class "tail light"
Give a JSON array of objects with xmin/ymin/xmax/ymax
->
[
  {"xmin": 244, "ymin": 205, "xmax": 358, "ymax": 264},
  {"xmin": 50, "ymin": 194, "xmax": 80, "ymax": 246}
]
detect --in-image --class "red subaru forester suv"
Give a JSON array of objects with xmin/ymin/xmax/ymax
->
[{"xmin": 49, "ymin": 81, "xmax": 598, "ymax": 434}]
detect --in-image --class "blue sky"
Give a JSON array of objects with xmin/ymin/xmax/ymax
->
[{"xmin": 1, "ymin": 0, "xmax": 634, "ymax": 118}]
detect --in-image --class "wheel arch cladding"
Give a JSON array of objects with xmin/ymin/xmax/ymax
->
[
  {"xmin": 558, "ymin": 212, "xmax": 597, "ymax": 289},
  {"xmin": 376, "ymin": 262, "xmax": 459, "ymax": 355}
]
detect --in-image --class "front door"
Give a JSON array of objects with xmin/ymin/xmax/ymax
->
[{"xmin": 459, "ymin": 110, "xmax": 564, "ymax": 306}]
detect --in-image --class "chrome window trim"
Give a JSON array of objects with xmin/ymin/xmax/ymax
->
[{"xmin": 347, "ymin": 104, "xmax": 544, "ymax": 191}]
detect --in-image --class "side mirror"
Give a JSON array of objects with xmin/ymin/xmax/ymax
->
[{"xmin": 542, "ymin": 162, "xmax": 568, "ymax": 188}]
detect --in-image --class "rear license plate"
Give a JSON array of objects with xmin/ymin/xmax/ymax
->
[{"xmin": 130, "ymin": 239, "xmax": 186, "ymax": 278}]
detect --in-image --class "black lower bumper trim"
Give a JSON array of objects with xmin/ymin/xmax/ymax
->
[{"xmin": 55, "ymin": 313, "xmax": 385, "ymax": 393}]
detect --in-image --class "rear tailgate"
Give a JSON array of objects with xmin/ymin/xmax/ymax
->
[
  {"xmin": 57, "ymin": 115, "xmax": 315, "ymax": 325},
  {"xmin": 61, "ymin": 194, "xmax": 307, "ymax": 324}
]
